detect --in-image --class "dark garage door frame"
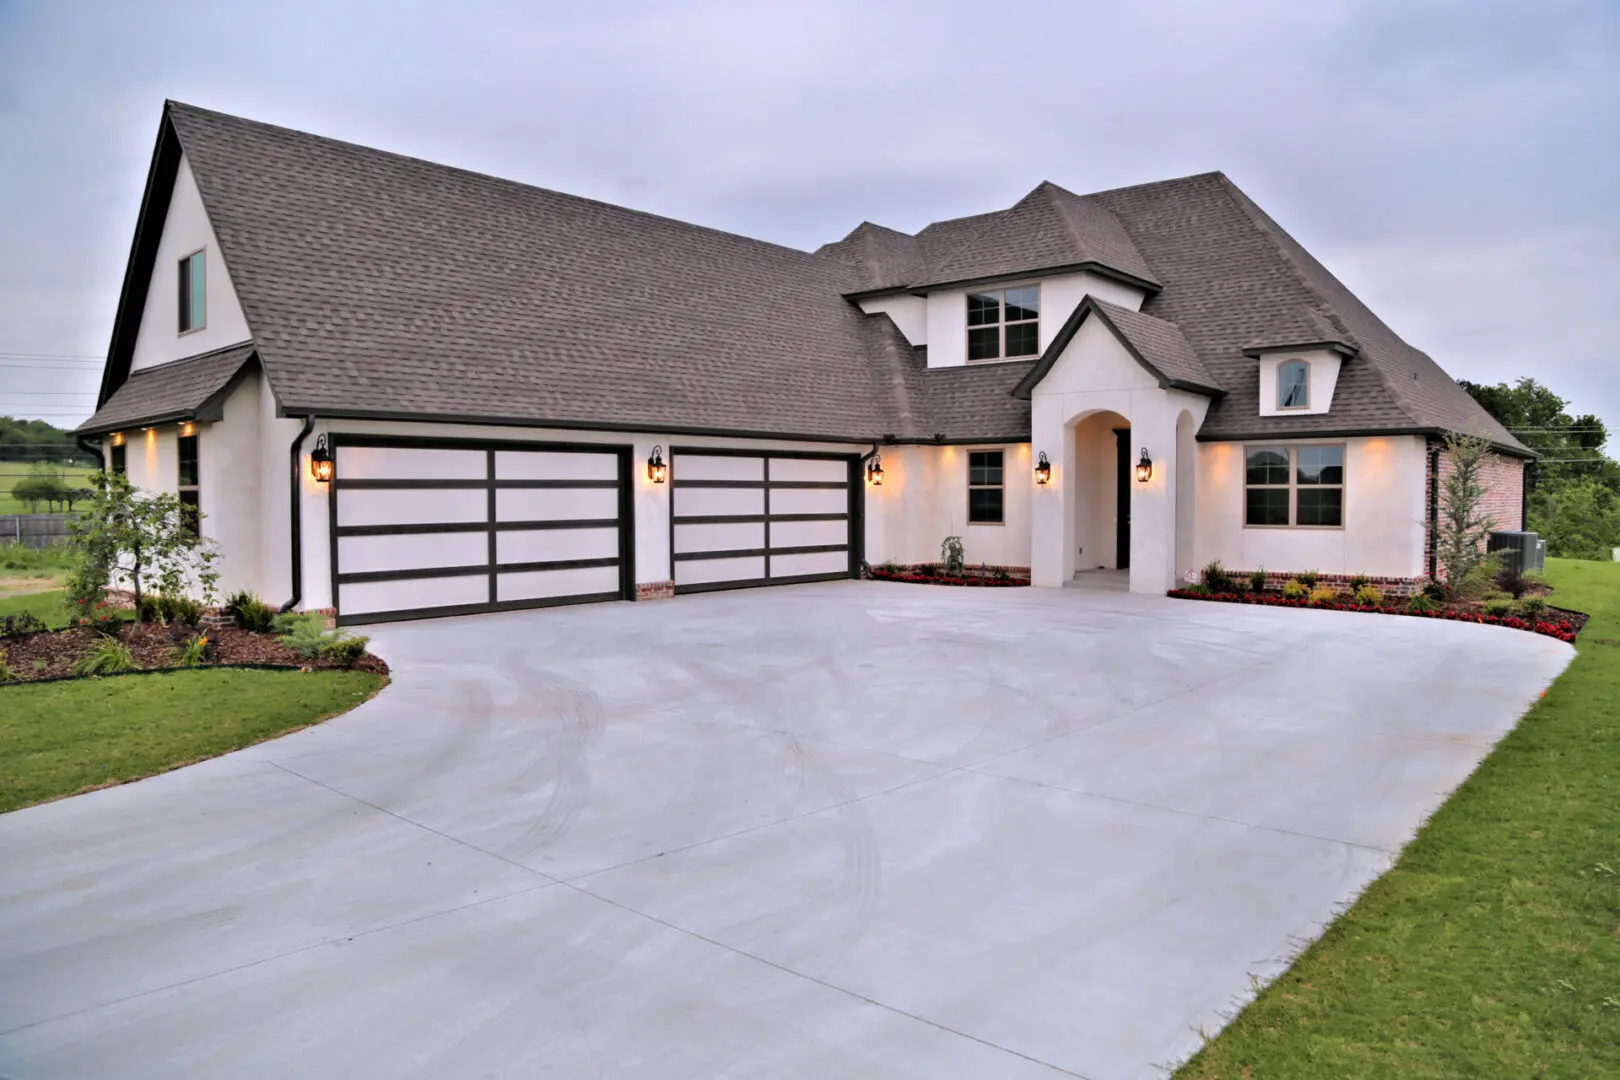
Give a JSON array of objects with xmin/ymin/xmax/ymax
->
[
  {"xmin": 328, "ymin": 433, "xmax": 634, "ymax": 625},
  {"xmin": 667, "ymin": 445, "xmax": 861, "ymax": 595}
]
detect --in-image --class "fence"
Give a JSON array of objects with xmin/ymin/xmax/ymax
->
[{"xmin": 0, "ymin": 514, "xmax": 73, "ymax": 549}]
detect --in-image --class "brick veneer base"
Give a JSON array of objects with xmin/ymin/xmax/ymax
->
[
  {"xmin": 1235, "ymin": 570, "xmax": 1424, "ymax": 599},
  {"xmin": 636, "ymin": 580, "xmax": 675, "ymax": 601}
]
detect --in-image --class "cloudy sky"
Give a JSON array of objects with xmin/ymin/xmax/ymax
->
[{"xmin": 0, "ymin": 0, "xmax": 1615, "ymax": 438}]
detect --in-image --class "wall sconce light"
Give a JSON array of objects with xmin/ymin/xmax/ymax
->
[
  {"xmin": 310, "ymin": 433, "xmax": 334, "ymax": 483},
  {"xmin": 110, "ymin": 432, "xmax": 124, "ymax": 447},
  {"xmin": 647, "ymin": 445, "xmax": 667, "ymax": 483},
  {"xmin": 866, "ymin": 452, "xmax": 884, "ymax": 486},
  {"xmin": 1034, "ymin": 451, "xmax": 1051, "ymax": 485},
  {"xmin": 1135, "ymin": 447, "xmax": 1153, "ymax": 483}
]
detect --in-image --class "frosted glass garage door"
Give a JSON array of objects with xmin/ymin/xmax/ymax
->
[
  {"xmin": 330, "ymin": 438, "xmax": 627, "ymax": 624},
  {"xmin": 669, "ymin": 449, "xmax": 853, "ymax": 593}
]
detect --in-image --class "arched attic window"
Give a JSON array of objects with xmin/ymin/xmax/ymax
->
[{"xmin": 1278, "ymin": 360, "xmax": 1310, "ymax": 409}]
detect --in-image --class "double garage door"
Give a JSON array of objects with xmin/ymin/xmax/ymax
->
[
  {"xmin": 330, "ymin": 436, "xmax": 632, "ymax": 625},
  {"xmin": 670, "ymin": 448, "xmax": 858, "ymax": 593}
]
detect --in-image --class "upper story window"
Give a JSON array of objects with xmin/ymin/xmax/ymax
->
[
  {"xmin": 967, "ymin": 449, "xmax": 1004, "ymax": 524},
  {"xmin": 178, "ymin": 249, "xmax": 206, "ymax": 333},
  {"xmin": 1245, "ymin": 444, "xmax": 1344, "ymax": 528},
  {"xmin": 967, "ymin": 285, "xmax": 1039, "ymax": 362},
  {"xmin": 1277, "ymin": 360, "xmax": 1309, "ymax": 409}
]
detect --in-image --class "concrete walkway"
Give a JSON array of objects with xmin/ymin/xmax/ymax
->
[{"xmin": 0, "ymin": 582, "xmax": 1573, "ymax": 1079}]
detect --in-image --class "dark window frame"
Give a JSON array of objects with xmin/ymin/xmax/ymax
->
[
  {"xmin": 178, "ymin": 248, "xmax": 206, "ymax": 334},
  {"xmin": 109, "ymin": 443, "xmax": 126, "ymax": 476},
  {"xmin": 967, "ymin": 449, "xmax": 1005, "ymax": 525},
  {"xmin": 177, "ymin": 429, "xmax": 200, "ymax": 534},
  {"xmin": 966, "ymin": 284, "xmax": 1040, "ymax": 363},
  {"xmin": 1243, "ymin": 443, "xmax": 1345, "ymax": 529}
]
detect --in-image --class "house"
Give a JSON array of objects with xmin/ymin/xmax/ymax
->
[{"xmin": 76, "ymin": 102, "xmax": 1531, "ymax": 625}]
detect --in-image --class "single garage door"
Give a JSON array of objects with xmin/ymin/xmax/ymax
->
[
  {"xmin": 330, "ymin": 436, "xmax": 632, "ymax": 625},
  {"xmin": 670, "ymin": 447, "xmax": 857, "ymax": 594}
]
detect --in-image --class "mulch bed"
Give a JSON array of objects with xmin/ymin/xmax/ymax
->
[
  {"xmin": 1167, "ymin": 589, "xmax": 1586, "ymax": 644},
  {"xmin": 870, "ymin": 564, "xmax": 1030, "ymax": 588},
  {"xmin": 1, "ymin": 622, "xmax": 389, "ymax": 684}
]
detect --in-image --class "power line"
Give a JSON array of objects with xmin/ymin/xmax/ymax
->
[{"xmin": 0, "ymin": 351, "xmax": 104, "ymax": 360}]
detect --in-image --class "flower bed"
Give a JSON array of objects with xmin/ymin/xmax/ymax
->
[
  {"xmin": 869, "ymin": 563, "xmax": 1029, "ymax": 588},
  {"xmin": 1167, "ymin": 588, "xmax": 1584, "ymax": 644}
]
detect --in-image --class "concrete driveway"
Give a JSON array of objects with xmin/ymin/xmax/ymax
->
[{"xmin": 0, "ymin": 582, "xmax": 1572, "ymax": 1080}]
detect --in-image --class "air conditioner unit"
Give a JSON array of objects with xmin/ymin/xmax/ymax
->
[{"xmin": 1488, "ymin": 531, "xmax": 1544, "ymax": 576}]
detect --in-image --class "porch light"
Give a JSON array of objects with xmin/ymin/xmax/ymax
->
[
  {"xmin": 866, "ymin": 452, "xmax": 884, "ymax": 486},
  {"xmin": 1034, "ymin": 451, "xmax": 1051, "ymax": 485},
  {"xmin": 1135, "ymin": 448, "xmax": 1153, "ymax": 483},
  {"xmin": 310, "ymin": 434, "xmax": 334, "ymax": 483},
  {"xmin": 110, "ymin": 432, "xmax": 124, "ymax": 447},
  {"xmin": 647, "ymin": 445, "xmax": 667, "ymax": 483}
]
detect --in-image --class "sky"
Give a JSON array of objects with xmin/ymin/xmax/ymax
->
[{"xmin": 0, "ymin": 0, "xmax": 1615, "ymax": 440}]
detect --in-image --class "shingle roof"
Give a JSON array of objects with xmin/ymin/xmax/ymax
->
[
  {"xmin": 78, "ymin": 341, "xmax": 256, "ymax": 435},
  {"xmin": 1090, "ymin": 299, "xmax": 1222, "ymax": 395}
]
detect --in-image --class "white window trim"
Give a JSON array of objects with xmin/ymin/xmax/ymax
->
[
  {"xmin": 965, "ymin": 283, "xmax": 1040, "ymax": 364},
  {"xmin": 1242, "ymin": 442, "xmax": 1346, "ymax": 531},
  {"xmin": 1277, "ymin": 359, "xmax": 1310, "ymax": 410}
]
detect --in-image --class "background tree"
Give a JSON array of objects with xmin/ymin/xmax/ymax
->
[
  {"xmin": 9, "ymin": 462, "xmax": 69, "ymax": 512},
  {"xmin": 65, "ymin": 471, "xmax": 219, "ymax": 622}
]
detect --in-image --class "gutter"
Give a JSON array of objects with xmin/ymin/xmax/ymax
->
[
  {"xmin": 281, "ymin": 415, "xmax": 316, "ymax": 613},
  {"xmin": 1427, "ymin": 444, "xmax": 1441, "ymax": 579},
  {"xmin": 75, "ymin": 435, "xmax": 103, "ymax": 465}
]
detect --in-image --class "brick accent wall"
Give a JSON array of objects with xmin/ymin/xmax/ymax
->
[
  {"xmin": 635, "ymin": 580, "xmax": 675, "ymax": 601},
  {"xmin": 1232, "ymin": 570, "xmax": 1423, "ymax": 599},
  {"xmin": 1424, "ymin": 439, "xmax": 1527, "ymax": 575}
]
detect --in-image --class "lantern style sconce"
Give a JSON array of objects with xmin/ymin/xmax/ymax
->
[
  {"xmin": 1034, "ymin": 451, "xmax": 1051, "ymax": 485},
  {"xmin": 310, "ymin": 433, "xmax": 334, "ymax": 483},
  {"xmin": 866, "ymin": 452, "xmax": 884, "ymax": 486},
  {"xmin": 1135, "ymin": 447, "xmax": 1153, "ymax": 483},
  {"xmin": 647, "ymin": 445, "xmax": 667, "ymax": 483}
]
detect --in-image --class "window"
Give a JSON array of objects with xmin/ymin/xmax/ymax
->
[
  {"xmin": 1245, "ymin": 444, "xmax": 1343, "ymax": 527},
  {"xmin": 177, "ymin": 432, "xmax": 199, "ymax": 534},
  {"xmin": 966, "ymin": 285, "xmax": 1039, "ymax": 361},
  {"xmin": 178, "ymin": 250, "xmax": 206, "ymax": 333},
  {"xmin": 1277, "ymin": 360, "xmax": 1309, "ymax": 409},
  {"xmin": 109, "ymin": 443, "xmax": 126, "ymax": 476},
  {"xmin": 968, "ymin": 450, "xmax": 1004, "ymax": 524}
]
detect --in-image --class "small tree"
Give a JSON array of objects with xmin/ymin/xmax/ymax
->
[
  {"xmin": 66, "ymin": 471, "xmax": 220, "ymax": 623},
  {"xmin": 1430, "ymin": 432, "xmax": 1498, "ymax": 596}
]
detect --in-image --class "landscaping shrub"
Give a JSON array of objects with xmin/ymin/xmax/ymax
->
[
  {"xmin": 160, "ymin": 594, "xmax": 203, "ymax": 626},
  {"xmin": 174, "ymin": 633, "xmax": 209, "ymax": 668},
  {"xmin": 73, "ymin": 637, "xmax": 135, "ymax": 677},
  {"xmin": 1297, "ymin": 569, "xmax": 1320, "ymax": 587},
  {"xmin": 1307, "ymin": 584, "xmax": 1337, "ymax": 605},
  {"xmin": 1406, "ymin": 594, "xmax": 1439, "ymax": 614},
  {"xmin": 279, "ymin": 614, "xmax": 335, "ymax": 659},
  {"xmin": 1249, "ymin": 567, "xmax": 1267, "ymax": 593},
  {"xmin": 940, "ymin": 535, "xmax": 966, "ymax": 575},
  {"xmin": 1348, "ymin": 573, "xmax": 1371, "ymax": 593},
  {"xmin": 1483, "ymin": 597, "xmax": 1516, "ymax": 618},
  {"xmin": 1353, "ymin": 584, "xmax": 1384, "ymax": 606},
  {"xmin": 1517, "ymin": 595, "xmax": 1548, "ymax": 617},
  {"xmin": 1494, "ymin": 563, "xmax": 1538, "ymax": 599},
  {"xmin": 224, "ymin": 590, "xmax": 277, "ymax": 633},
  {"xmin": 321, "ymin": 636, "xmax": 370, "ymax": 668},
  {"xmin": 1421, "ymin": 577, "xmax": 1450, "ymax": 602},
  {"xmin": 0, "ymin": 648, "xmax": 12, "ymax": 684},
  {"xmin": 70, "ymin": 598, "xmax": 123, "ymax": 636},
  {"xmin": 1281, "ymin": 578, "xmax": 1308, "ymax": 600},
  {"xmin": 1201, "ymin": 559, "xmax": 1236, "ymax": 594},
  {"xmin": 1, "ymin": 611, "xmax": 47, "ymax": 638}
]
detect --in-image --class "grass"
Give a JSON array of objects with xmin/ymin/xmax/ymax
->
[
  {"xmin": 0, "ymin": 588, "xmax": 72, "ymax": 629},
  {"xmin": 0, "ymin": 668, "xmax": 385, "ymax": 813},
  {"xmin": 1175, "ymin": 557, "xmax": 1620, "ymax": 1080},
  {"xmin": 0, "ymin": 464, "xmax": 97, "ymax": 515}
]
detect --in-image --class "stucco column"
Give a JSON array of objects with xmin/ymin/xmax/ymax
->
[
  {"xmin": 1127, "ymin": 402, "xmax": 1177, "ymax": 594},
  {"xmin": 1030, "ymin": 396, "xmax": 1070, "ymax": 587}
]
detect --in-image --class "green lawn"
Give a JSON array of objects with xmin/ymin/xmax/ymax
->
[
  {"xmin": 0, "ymin": 668, "xmax": 385, "ymax": 813},
  {"xmin": 1176, "ymin": 558, "xmax": 1620, "ymax": 1079},
  {"xmin": 0, "ymin": 464, "xmax": 97, "ymax": 514},
  {"xmin": 0, "ymin": 588, "xmax": 72, "ymax": 628}
]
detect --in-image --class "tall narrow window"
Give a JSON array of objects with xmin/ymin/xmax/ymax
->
[
  {"xmin": 178, "ymin": 250, "xmax": 206, "ymax": 333},
  {"xmin": 966, "ymin": 285, "xmax": 1040, "ymax": 362},
  {"xmin": 968, "ymin": 450, "xmax": 1004, "ymax": 524},
  {"xmin": 109, "ymin": 443, "xmax": 127, "ymax": 476},
  {"xmin": 1277, "ymin": 360, "xmax": 1309, "ymax": 409},
  {"xmin": 177, "ymin": 432, "xmax": 200, "ymax": 534}
]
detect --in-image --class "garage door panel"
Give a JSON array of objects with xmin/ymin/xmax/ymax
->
[
  {"xmin": 769, "ymin": 518, "xmax": 847, "ymax": 549},
  {"xmin": 339, "ymin": 573, "xmax": 488, "ymax": 617},
  {"xmin": 770, "ymin": 550, "xmax": 849, "ymax": 577},
  {"xmin": 674, "ymin": 487, "xmax": 764, "ymax": 518},
  {"xmin": 675, "ymin": 521, "xmax": 764, "ymax": 553},
  {"xmin": 673, "ymin": 455, "xmax": 763, "ymax": 482},
  {"xmin": 675, "ymin": 555, "xmax": 766, "ymax": 587},
  {"xmin": 339, "ymin": 532, "xmax": 488, "ymax": 575},
  {"xmin": 768, "ymin": 487, "xmax": 848, "ymax": 516},
  {"xmin": 497, "ymin": 565, "xmax": 621, "ymax": 602},
  {"xmin": 496, "ymin": 487, "xmax": 619, "ymax": 522},
  {"xmin": 768, "ymin": 457, "xmax": 846, "ymax": 483},
  {"xmin": 337, "ymin": 488, "xmax": 486, "ymax": 528},
  {"xmin": 495, "ymin": 451, "xmax": 618, "ymax": 481},
  {"xmin": 497, "ymin": 527, "xmax": 619, "ymax": 564},
  {"xmin": 336, "ymin": 446, "xmax": 486, "ymax": 481}
]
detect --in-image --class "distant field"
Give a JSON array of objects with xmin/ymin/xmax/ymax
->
[{"xmin": 0, "ymin": 464, "xmax": 98, "ymax": 515}]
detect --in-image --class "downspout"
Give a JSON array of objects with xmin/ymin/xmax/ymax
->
[
  {"xmin": 76, "ymin": 435, "xmax": 103, "ymax": 466},
  {"xmin": 1426, "ymin": 444, "xmax": 1440, "ymax": 579},
  {"xmin": 281, "ymin": 415, "xmax": 316, "ymax": 613},
  {"xmin": 1522, "ymin": 458, "xmax": 1532, "ymax": 532}
]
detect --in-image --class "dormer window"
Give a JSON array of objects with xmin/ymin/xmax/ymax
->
[
  {"xmin": 178, "ymin": 249, "xmax": 206, "ymax": 333},
  {"xmin": 1278, "ymin": 360, "xmax": 1309, "ymax": 409},
  {"xmin": 967, "ymin": 285, "xmax": 1040, "ymax": 361}
]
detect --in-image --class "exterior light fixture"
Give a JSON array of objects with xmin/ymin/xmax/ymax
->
[
  {"xmin": 110, "ymin": 432, "xmax": 124, "ymax": 447},
  {"xmin": 1135, "ymin": 447, "xmax": 1153, "ymax": 483},
  {"xmin": 866, "ymin": 452, "xmax": 884, "ymax": 486},
  {"xmin": 1034, "ymin": 451, "xmax": 1051, "ymax": 485},
  {"xmin": 180, "ymin": 422, "xmax": 196, "ymax": 437},
  {"xmin": 647, "ymin": 445, "xmax": 667, "ymax": 483},
  {"xmin": 310, "ymin": 433, "xmax": 334, "ymax": 483}
]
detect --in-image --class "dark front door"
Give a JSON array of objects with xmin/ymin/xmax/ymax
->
[{"xmin": 1114, "ymin": 428, "xmax": 1131, "ymax": 570}]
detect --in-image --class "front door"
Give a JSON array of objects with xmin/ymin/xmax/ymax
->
[{"xmin": 1113, "ymin": 428, "xmax": 1131, "ymax": 570}]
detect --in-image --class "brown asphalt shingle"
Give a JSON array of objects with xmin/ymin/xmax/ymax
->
[{"xmin": 78, "ymin": 342, "xmax": 256, "ymax": 434}]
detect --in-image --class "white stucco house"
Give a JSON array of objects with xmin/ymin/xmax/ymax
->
[{"xmin": 77, "ymin": 102, "xmax": 1531, "ymax": 625}]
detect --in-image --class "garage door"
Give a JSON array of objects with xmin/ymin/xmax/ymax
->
[
  {"xmin": 330, "ymin": 436, "xmax": 632, "ymax": 625},
  {"xmin": 670, "ymin": 448, "xmax": 857, "ymax": 594}
]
